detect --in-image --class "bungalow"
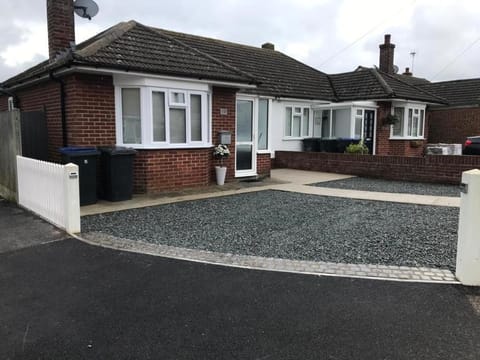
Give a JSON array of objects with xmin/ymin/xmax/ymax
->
[
  {"xmin": 0, "ymin": 0, "xmax": 452, "ymax": 194},
  {"xmin": 419, "ymin": 79, "xmax": 480, "ymax": 144}
]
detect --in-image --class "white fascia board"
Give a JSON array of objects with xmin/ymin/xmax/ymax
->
[
  {"xmin": 312, "ymin": 101, "xmax": 378, "ymax": 109},
  {"xmin": 113, "ymin": 74, "xmax": 210, "ymax": 92},
  {"xmin": 391, "ymin": 99, "xmax": 427, "ymax": 108},
  {"xmin": 273, "ymin": 97, "xmax": 330, "ymax": 105},
  {"xmin": 74, "ymin": 66, "xmax": 257, "ymax": 89},
  {"xmin": 367, "ymin": 98, "xmax": 436, "ymax": 106}
]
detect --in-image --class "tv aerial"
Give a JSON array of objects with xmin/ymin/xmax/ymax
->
[{"xmin": 73, "ymin": 0, "xmax": 99, "ymax": 20}]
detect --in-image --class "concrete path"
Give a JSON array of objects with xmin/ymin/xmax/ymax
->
[
  {"xmin": 1, "ymin": 239, "xmax": 479, "ymax": 359},
  {"xmin": 270, "ymin": 169, "xmax": 460, "ymax": 207}
]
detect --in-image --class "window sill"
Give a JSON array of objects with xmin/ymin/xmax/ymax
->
[
  {"xmin": 118, "ymin": 143, "xmax": 213, "ymax": 150},
  {"xmin": 389, "ymin": 137, "xmax": 425, "ymax": 141},
  {"xmin": 282, "ymin": 137, "xmax": 305, "ymax": 141},
  {"xmin": 257, "ymin": 150, "xmax": 272, "ymax": 155}
]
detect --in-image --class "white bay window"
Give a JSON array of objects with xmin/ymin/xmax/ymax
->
[
  {"xmin": 390, "ymin": 103, "xmax": 425, "ymax": 139},
  {"xmin": 117, "ymin": 84, "xmax": 209, "ymax": 148}
]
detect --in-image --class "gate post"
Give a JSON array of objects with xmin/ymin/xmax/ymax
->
[
  {"xmin": 456, "ymin": 169, "xmax": 480, "ymax": 285},
  {"xmin": 63, "ymin": 163, "xmax": 81, "ymax": 233}
]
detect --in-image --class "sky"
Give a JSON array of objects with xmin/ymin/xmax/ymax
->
[{"xmin": 1, "ymin": 0, "xmax": 480, "ymax": 83}]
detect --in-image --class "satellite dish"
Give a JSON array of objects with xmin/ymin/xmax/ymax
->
[
  {"xmin": 73, "ymin": 0, "xmax": 99, "ymax": 20},
  {"xmin": 393, "ymin": 65, "xmax": 399, "ymax": 74}
]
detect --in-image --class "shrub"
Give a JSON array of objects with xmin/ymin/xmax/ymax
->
[{"xmin": 345, "ymin": 141, "xmax": 369, "ymax": 154}]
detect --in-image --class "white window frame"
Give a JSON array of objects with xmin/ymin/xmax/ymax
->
[
  {"xmin": 283, "ymin": 105, "xmax": 311, "ymax": 139},
  {"xmin": 257, "ymin": 98, "xmax": 271, "ymax": 154},
  {"xmin": 169, "ymin": 90, "xmax": 187, "ymax": 106},
  {"xmin": 115, "ymin": 85, "xmax": 210, "ymax": 149},
  {"xmin": 352, "ymin": 108, "xmax": 364, "ymax": 140},
  {"xmin": 389, "ymin": 102, "xmax": 426, "ymax": 140},
  {"xmin": 311, "ymin": 102, "xmax": 377, "ymax": 141}
]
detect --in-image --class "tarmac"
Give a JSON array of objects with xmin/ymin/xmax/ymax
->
[
  {"xmin": 1, "ymin": 178, "xmax": 478, "ymax": 359},
  {"xmin": 1, "ymin": 238, "xmax": 479, "ymax": 359},
  {"xmin": 79, "ymin": 169, "xmax": 461, "ymax": 284}
]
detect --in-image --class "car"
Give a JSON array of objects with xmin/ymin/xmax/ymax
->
[{"xmin": 463, "ymin": 136, "xmax": 480, "ymax": 155}]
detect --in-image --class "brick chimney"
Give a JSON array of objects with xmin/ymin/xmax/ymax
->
[
  {"xmin": 379, "ymin": 34, "xmax": 395, "ymax": 74},
  {"xmin": 262, "ymin": 42, "xmax": 275, "ymax": 50},
  {"xmin": 403, "ymin": 67, "xmax": 413, "ymax": 76},
  {"xmin": 47, "ymin": 0, "xmax": 75, "ymax": 61}
]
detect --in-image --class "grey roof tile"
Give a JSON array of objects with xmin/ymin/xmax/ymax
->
[
  {"xmin": 75, "ymin": 21, "xmax": 255, "ymax": 83},
  {"xmin": 158, "ymin": 28, "xmax": 335, "ymax": 100},
  {"xmin": 418, "ymin": 78, "xmax": 480, "ymax": 107},
  {"xmin": 329, "ymin": 67, "xmax": 445, "ymax": 104}
]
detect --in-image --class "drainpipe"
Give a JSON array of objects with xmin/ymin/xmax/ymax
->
[
  {"xmin": 0, "ymin": 87, "xmax": 20, "ymax": 109},
  {"xmin": 49, "ymin": 71, "xmax": 68, "ymax": 147}
]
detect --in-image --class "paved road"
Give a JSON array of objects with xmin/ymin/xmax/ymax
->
[
  {"xmin": 1, "ymin": 238, "xmax": 479, "ymax": 359},
  {"xmin": 0, "ymin": 199, "xmax": 66, "ymax": 254}
]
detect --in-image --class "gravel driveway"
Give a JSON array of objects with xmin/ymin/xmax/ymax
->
[
  {"xmin": 82, "ymin": 190, "xmax": 459, "ymax": 270},
  {"xmin": 311, "ymin": 177, "xmax": 460, "ymax": 197}
]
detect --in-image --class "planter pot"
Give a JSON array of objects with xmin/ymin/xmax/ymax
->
[{"xmin": 215, "ymin": 166, "xmax": 227, "ymax": 185}]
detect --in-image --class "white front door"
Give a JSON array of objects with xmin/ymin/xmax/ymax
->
[{"xmin": 235, "ymin": 99, "xmax": 256, "ymax": 176}]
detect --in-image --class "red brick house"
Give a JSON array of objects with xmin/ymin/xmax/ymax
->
[
  {"xmin": 419, "ymin": 79, "xmax": 480, "ymax": 144},
  {"xmin": 1, "ymin": 1, "xmax": 462, "ymax": 195}
]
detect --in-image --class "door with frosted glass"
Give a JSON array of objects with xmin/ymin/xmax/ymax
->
[{"xmin": 236, "ymin": 99, "xmax": 256, "ymax": 175}]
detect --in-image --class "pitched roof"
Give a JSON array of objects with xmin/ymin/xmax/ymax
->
[
  {"xmin": 2, "ymin": 21, "xmax": 256, "ymax": 88},
  {"xmin": 0, "ymin": 21, "xmax": 447, "ymax": 105},
  {"xmin": 2, "ymin": 20, "xmax": 334, "ymax": 100},
  {"xmin": 418, "ymin": 78, "xmax": 480, "ymax": 107},
  {"xmin": 391, "ymin": 74, "xmax": 430, "ymax": 86},
  {"xmin": 158, "ymin": 28, "xmax": 335, "ymax": 100},
  {"xmin": 328, "ymin": 67, "xmax": 446, "ymax": 104}
]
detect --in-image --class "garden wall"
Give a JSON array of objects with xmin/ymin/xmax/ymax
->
[{"xmin": 274, "ymin": 151, "xmax": 480, "ymax": 184}]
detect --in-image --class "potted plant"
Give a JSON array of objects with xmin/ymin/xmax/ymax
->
[
  {"xmin": 383, "ymin": 113, "xmax": 399, "ymax": 126},
  {"xmin": 213, "ymin": 144, "xmax": 230, "ymax": 185}
]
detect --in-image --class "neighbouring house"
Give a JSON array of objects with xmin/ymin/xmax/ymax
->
[
  {"xmin": 419, "ymin": 79, "xmax": 480, "ymax": 144},
  {"xmin": 1, "ymin": 0, "xmax": 475, "ymax": 195}
]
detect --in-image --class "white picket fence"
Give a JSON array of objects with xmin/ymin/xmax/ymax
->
[{"xmin": 16, "ymin": 156, "xmax": 81, "ymax": 233}]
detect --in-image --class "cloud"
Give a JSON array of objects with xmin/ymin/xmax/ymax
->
[{"xmin": 1, "ymin": 0, "xmax": 480, "ymax": 83}]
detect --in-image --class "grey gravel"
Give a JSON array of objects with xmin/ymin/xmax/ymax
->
[
  {"xmin": 311, "ymin": 177, "xmax": 460, "ymax": 197},
  {"xmin": 82, "ymin": 190, "xmax": 459, "ymax": 271}
]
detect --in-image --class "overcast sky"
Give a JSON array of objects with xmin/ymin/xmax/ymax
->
[{"xmin": 1, "ymin": 0, "xmax": 480, "ymax": 83}]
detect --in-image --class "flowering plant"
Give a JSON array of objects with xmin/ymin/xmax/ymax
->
[
  {"xmin": 213, "ymin": 144, "xmax": 230, "ymax": 166},
  {"xmin": 384, "ymin": 113, "xmax": 399, "ymax": 126}
]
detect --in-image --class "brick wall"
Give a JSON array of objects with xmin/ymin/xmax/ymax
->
[
  {"xmin": 275, "ymin": 151, "xmax": 480, "ymax": 184},
  {"xmin": 375, "ymin": 101, "xmax": 427, "ymax": 157},
  {"xmin": 65, "ymin": 74, "xmax": 116, "ymax": 146},
  {"xmin": 257, "ymin": 153, "xmax": 271, "ymax": 177},
  {"xmin": 0, "ymin": 74, "xmax": 115, "ymax": 162},
  {"xmin": 428, "ymin": 107, "xmax": 480, "ymax": 144},
  {"xmin": 0, "ymin": 80, "xmax": 64, "ymax": 161},
  {"xmin": 211, "ymin": 87, "xmax": 237, "ymax": 182},
  {"xmin": 133, "ymin": 149, "xmax": 212, "ymax": 193}
]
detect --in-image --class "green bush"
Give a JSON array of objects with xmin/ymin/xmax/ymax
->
[{"xmin": 345, "ymin": 141, "xmax": 369, "ymax": 154}]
